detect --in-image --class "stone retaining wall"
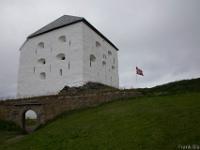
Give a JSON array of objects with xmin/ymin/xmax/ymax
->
[{"xmin": 0, "ymin": 89, "xmax": 141, "ymax": 130}]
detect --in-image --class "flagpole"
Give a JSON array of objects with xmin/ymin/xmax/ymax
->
[
  {"xmin": 136, "ymin": 69, "xmax": 137, "ymax": 88},
  {"xmin": 136, "ymin": 64, "xmax": 137, "ymax": 88},
  {"xmin": 135, "ymin": 73, "xmax": 137, "ymax": 88},
  {"xmin": 136, "ymin": 66, "xmax": 144, "ymax": 88}
]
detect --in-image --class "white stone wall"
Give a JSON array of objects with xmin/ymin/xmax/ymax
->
[
  {"xmin": 82, "ymin": 23, "xmax": 119, "ymax": 88},
  {"xmin": 17, "ymin": 23, "xmax": 84, "ymax": 97},
  {"xmin": 17, "ymin": 22, "xmax": 119, "ymax": 97}
]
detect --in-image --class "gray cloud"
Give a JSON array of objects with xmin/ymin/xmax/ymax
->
[{"xmin": 0, "ymin": 0, "xmax": 200, "ymax": 97}]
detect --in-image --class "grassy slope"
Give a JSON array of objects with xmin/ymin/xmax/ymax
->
[
  {"xmin": 0, "ymin": 120, "xmax": 22, "ymax": 146},
  {"xmin": 1, "ymin": 92, "xmax": 200, "ymax": 150},
  {"xmin": 141, "ymin": 78, "xmax": 200, "ymax": 96}
]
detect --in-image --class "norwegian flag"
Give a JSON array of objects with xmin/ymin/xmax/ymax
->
[{"xmin": 136, "ymin": 66, "xmax": 144, "ymax": 76}]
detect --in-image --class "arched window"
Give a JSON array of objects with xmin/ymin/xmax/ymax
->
[
  {"xmin": 56, "ymin": 53, "xmax": 65, "ymax": 60},
  {"xmin": 40, "ymin": 72, "xmax": 46, "ymax": 80},
  {"xmin": 90, "ymin": 54, "xmax": 96, "ymax": 67},
  {"xmin": 96, "ymin": 41, "xmax": 101, "ymax": 48},
  {"xmin": 58, "ymin": 35, "xmax": 66, "ymax": 42},
  {"xmin": 38, "ymin": 58, "xmax": 46, "ymax": 65},
  {"xmin": 38, "ymin": 42, "xmax": 44, "ymax": 48}
]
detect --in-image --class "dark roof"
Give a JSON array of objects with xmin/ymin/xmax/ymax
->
[{"xmin": 28, "ymin": 15, "xmax": 118, "ymax": 51}]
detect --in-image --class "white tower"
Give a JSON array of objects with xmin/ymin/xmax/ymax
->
[{"xmin": 17, "ymin": 15, "xmax": 119, "ymax": 97}]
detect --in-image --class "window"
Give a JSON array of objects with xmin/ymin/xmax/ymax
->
[
  {"xmin": 58, "ymin": 35, "xmax": 66, "ymax": 42},
  {"xmin": 56, "ymin": 53, "xmax": 65, "ymax": 60},
  {"xmin": 59, "ymin": 69, "xmax": 62, "ymax": 76},
  {"xmin": 112, "ymin": 65, "xmax": 115, "ymax": 70},
  {"xmin": 103, "ymin": 54, "xmax": 107, "ymax": 59},
  {"xmin": 33, "ymin": 67, "xmax": 36, "ymax": 73},
  {"xmin": 69, "ymin": 40, "xmax": 71, "ymax": 46},
  {"xmin": 38, "ymin": 42, "xmax": 44, "ymax": 48},
  {"xmin": 38, "ymin": 58, "xmax": 46, "ymax": 65},
  {"xmin": 102, "ymin": 61, "xmax": 106, "ymax": 66},
  {"xmin": 96, "ymin": 41, "xmax": 101, "ymax": 48},
  {"xmin": 68, "ymin": 62, "xmax": 70, "ymax": 70},
  {"xmin": 108, "ymin": 50, "xmax": 112, "ymax": 55},
  {"xmin": 40, "ymin": 72, "xmax": 46, "ymax": 80},
  {"xmin": 90, "ymin": 54, "xmax": 96, "ymax": 67}
]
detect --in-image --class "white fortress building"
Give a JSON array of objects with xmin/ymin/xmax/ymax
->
[{"xmin": 17, "ymin": 15, "xmax": 119, "ymax": 97}]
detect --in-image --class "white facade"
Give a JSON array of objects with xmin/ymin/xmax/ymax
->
[{"xmin": 17, "ymin": 21, "xmax": 119, "ymax": 97}]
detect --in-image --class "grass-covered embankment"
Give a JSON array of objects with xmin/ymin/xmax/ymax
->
[{"xmin": 0, "ymin": 120, "xmax": 22, "ymax": 146}]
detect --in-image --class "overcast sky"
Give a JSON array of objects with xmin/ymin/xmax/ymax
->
[{"xmin": 0, "ymin": 0, "xmax": 200, "ymax": 98}]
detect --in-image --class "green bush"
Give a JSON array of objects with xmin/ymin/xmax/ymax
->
[{"xmin": 0, "ymin": 120, "xmax": 21, "ymax": 131}]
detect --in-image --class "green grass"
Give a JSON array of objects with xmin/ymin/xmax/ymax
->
[
  {"xmin": 0, "ymin": 92, "xmax": 200, "ymax": 150},
  {"xmin": 0, "ymin": 120, "xmax": 21, "ymax": 131},
  {"xmin": 140, "ymin": 78, "xmax": 200, "ymax": 96},
  {"xmin": 25, "ymin": 119, "xmax": 38, "ymax": 126},
  {"xmin": 0, "ymin": 120, "xmax": 22, "ymax": 146}
]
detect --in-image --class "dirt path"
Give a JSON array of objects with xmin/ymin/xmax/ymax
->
[{"xmin": 6, "ymin": 134, "xmax": 25, "ymax": 144}]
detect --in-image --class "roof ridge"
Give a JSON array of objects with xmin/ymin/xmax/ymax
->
[
  {"xmin": 63, "ymin": 14, "xmax": 83, "ymax": 18},
  {"xmin": 28, "ymin": 15, "xmax": 83, "ymax": 38},
  {"xmin": 27, "ymin": 15, "xmax": 118, "ymax": 50}
]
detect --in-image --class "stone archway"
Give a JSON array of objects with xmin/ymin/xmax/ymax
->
[
  {"xmin": 22, "ymin": 109, "xmax": 39, "ymax": 133},
  {"xmin": 18, "ymin": 104, "xmax": 44, "ymax": 133}
]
